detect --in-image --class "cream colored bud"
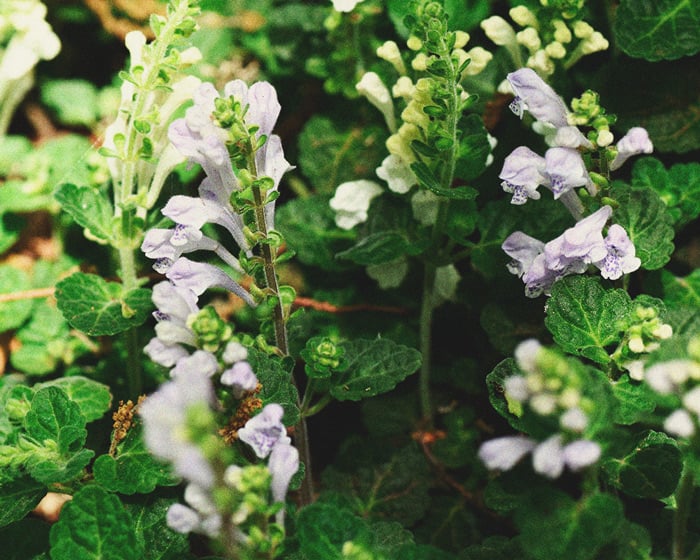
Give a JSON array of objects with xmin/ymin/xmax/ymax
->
[
  {"xmin": 454, "ymin": 30, "xmax": 470, "ymax": 49},
  {"xmin": 653, "ymin": 324, "xmax": 673, "ymax": 340},
  {"xmin": 509, "ymin": 5, "xmax": 538, "ymax": 28},
  {"xmin": 573, "ymin": 20, "xmax": 594, "ymax": 39},
  {"xmin": 596, "ymin": 129, "xmax": 614, "ymax": 147},
  {"xmin": 544, "ymin": 41, "xmax": 566, "ymax": 59},
  {"xmin": 178, "ymin": 46, "xmax": 202, "ymax": 65},
  {"xmin": 392, "ymin": 76, "xmax": 415, "ymax": 98},
  {"xmin": 530, "ymin": 394, "xmax": 557, "ymax": 416},
  {"xmin": 407, "ymin": 36, "xmax": 422, "ymax": 50},
  {"xmin": 452, "ymin": 48, "xmax": 470, "ymax": 71},
  {"xmin": 481, "ymin": 15, "xmax": 517, "ymax": 46},
  {"xmin": 552, "ymin": 20, "xmax": 572, "ymax": 43},
  {"xmin": 462, "ymin": 46, "xmax": 493, "ymax": 76},
  {"xmin": 401, "ymin": 101, "xmax": 430, "ymax": 129},
  {"xmin": 516, "ymin": 27, "xmax": 541, "ymax": 52},
  {"xmin": 411, "ymin": 52, "xmax": 429, "ymax": 71},
  {"xmin": 527, "ymin": 49, "xmax": 554, "ymax": 76},
  {"xmin": 580, "ymin": 31, "xmax": 609, "ymax": 54},
  {"xmin": 628, "ymin": 336, "xmax": 645, "ymax": 354},
  {"xmin": 377, "ymin": 40, "xmax": 406, "ymax": 74}
]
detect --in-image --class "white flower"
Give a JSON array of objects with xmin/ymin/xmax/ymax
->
[
  {"xmin": 514, "ymin": 339, "xmax": 542, "ymax": 375},
  {"xmin": 560, "ymin": 407, "xmax": 588, "ymax": 432},
  {"xmin": 329, "ymin": 180, "xmax": 383, "ymax": 229},
  {"xmin": 376, "ymin": 154, "xmax": 417, "ymax": 194},
  {"xmin": 665, "ymin": 409, "xmax": 695, "ymax": 438},
  {"xmin": 331, "ymin": 0, "xmax": 364, "ymax": 12},
  {"xmin": 356, "ymin": 71, "xmax": 396, "ymax": 132},
  {"xmin": 478, "ymin": 436, "xmax": 536, "ymax": 471}
]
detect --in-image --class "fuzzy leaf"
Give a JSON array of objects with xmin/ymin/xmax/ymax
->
[
  {"xmin": 55, "ymin": 183, "xmax": 114, "ymax": 244},
  {"xmin": 603, "ymin": 430, "xmax": 683, "ymax": 499},
  {"xmin": 336, "ymin": 231, "xmax": 419, "ymax": 265},
  {"xmin": 0, "ymin": 264, "xmax": 33, "ymax": 332},
  {"xmin": 611, "ymin": 186, "xmax": 675, "ymax": 269},
  {"xmin": 330, "ymin": 338, "xmax": 421, "ymax": 401},
  {"xmin": 93, "ymin": 423, "xmax": 179, "ymax": 495},
  {"xmin": 0, "ymin": 477, "xmax": 46, "ymax": 528},
  {"xmin": 614, "ymin": 0, "xmax": 700, "ymax": 61},
  {"xmin": 42, "ymin": 80, "xmax": 100, "ymax": 127},
  {"xmin": 126, "ymin": 498, "xmax": 192, "ymax": 560},
  {"xmin": 35, "ymin": 377, "xmax": 111, "ymax": 423},
  {"xmin": 49, "ymin": 485, "xmax": 142, "ymax": 560},
  {"xmin": 545, "ymin": 276, "xmax": 632, "ymax": 365},
  {"xmin": 55, "ymin": 272, "xmax": 153, "ymax": 336},
  {"xmin": 610, "ymin": 376, "xmax": 657, "ymax": 425},
  {"xmin": 662, "ymin": 269, "xmax": 700, "ymax": 309},
  {"xmin": 247, "ymin": 349, "xmax": 300, "ymax": 426},
  {"xmin": 0, "ymin": 518, "xmax": 50, "ymax": 558}
]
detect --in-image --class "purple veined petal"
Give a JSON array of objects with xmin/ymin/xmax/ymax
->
[
  {"xmin": 478, "ymin": 435, "xmax": 536, "ymax": 471},
  {"xmin": 171, "ymin": 350, "xmax": 220, "ymax": 380},
  {"xmin": 144, "ymin": 337, "xmax": 189, "ymax": 368},
  {"xmin": 220, "ymin": 360, "xmax": 259, "ymax": 398},
  {"xmin": 562, "ymin": 439, "xmax": 601, "ymax": 471},
  {"xmin": 507, "ymin": 68, "xmax": 569, "ymax": 128},
  {"xmin": 544, "ymin": 206, "xmax": 612, "ymax": 270},
  {"xmin": 522, "ymin": 253, "xmax": 558, "ymax": 298},
  {"xmin": 532, "ymin": 434, "xmax": 565, "ymax": 478},
  {"xmin": 268, "ymin": 442, "xmax": 300, "ymax": 525},
  {"xmin": 151, "ymin": 280, "xmax": 200, "ymax": 323},
  {"xmin": 594, "ymin": 224, "xmax": 641, "ymax": 280},
  {"xmin": 165, "ymin": 257, "xmax": 256, "ymax": 307},
  {"xmin": 543, "ymin": 147, "xmax": 589, "ymax": 199},
  {"xmin": 501, "ymin": 231, "xmax": 545, "ymax": 277},
  {"xmin": 238, "ymin": 403, "xmax": 291, "ymax": 459},
  {"xmin": 499, "ymin": 146, "xmax": 546, "ymax": 205},
  {"xmin": 610, "ymin": 127, "xmax": 653, "ymax": 171}
]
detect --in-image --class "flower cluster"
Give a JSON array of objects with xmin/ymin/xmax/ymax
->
[
  {"xmin": 481, "ymin": 2, "xmax": 608, "ymax": 80},
  {"xmin": 0, "ymin": 0, "xmax": 60, "ymax": 135},
  {"xmin": 479, "ymin": 339, "xmax": 601, "ymax": 478},
  {"xmin": 499, "ymin": 68, "xmax": 649, "ymax": 296}
]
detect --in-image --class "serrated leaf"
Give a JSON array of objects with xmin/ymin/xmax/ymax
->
[
  {"xmin": 611, "ymin": 186, "xmax": 675, "ymax": 269},
  {"xmin": 55, "ymin": 183, "xmax": 114, "ymax": 244},
  {"xmin": 0, "ymin": 264, "xmax": 33, "ymax": 332},
  {"xmin": 297, "ymin": 502, "xmax": 372, "ymax": 559},
  {"xmin": 55, "ymin": 272, "xmax": 153, "ymax": 336},
  {"xmin": 330, "ymin": 338, "xmax": 421, "ymax": 401},
  {"xmin": 628, "ymin": 157, "xmax": 700, "ymax": 227},
  {"xmin": 336, "ymin": 231, "xmax": 419, "ymax": 265},
  {"xmin": 515, "ymin": 491, "xmax": 624, "ymax": 560},
  {"xmin": 545, "ymin": 276, "xmax": 632, "ymax": 364},
  {"xmin": 0, "ymin": 477, "xmax": 46, "ymax": 528},
  {"xmin": 35, "ymin": 377, "xmax": 111, "ymax": 423},
  {"xmin": 247, "ymin": 349, "xmax": 300, "ymax": 425},
  {"xmin": 614, "ymin": 0, "xmax": 700, "ymax": 61},
  {"xmin": 93, "ymin": 423, "xmax": 178, "ymax": 495},
  {"xmin": 24, "ymin": 387, "xmax": 86, "ymax": 450},
  {"xmin": 603, "ymin": 430, "xmax": 682, "ymax": 499},
  {"xmin": 454, "ymin": 113, "xmax": 491, "ymax": 182},
  {"xmin": 611, "ymin": 376, "xmax": 657, "ymax": 425},
  {"xmin": 49, "ymin": 485, "xmax": 142, "ymax": 560},
  {"xmin": 126, "ymin": 498, "xmax": 192, "ymax": 560},
  {"xmin": 410, "ymin": 162, "xmax": 478, "ymax": 200}
]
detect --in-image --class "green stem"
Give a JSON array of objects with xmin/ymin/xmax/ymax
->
[
  {"xmin": 419, "ymin": 262, "xmax": 437, "ymax": 428},
  {"xmin": 673, "ymin": 466, "xmax": 695, "ymax": 560}
]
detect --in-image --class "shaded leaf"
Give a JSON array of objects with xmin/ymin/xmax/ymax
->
[{"xmin": 55, "ymin": 183, "xmax": 114, "ymax": 244}]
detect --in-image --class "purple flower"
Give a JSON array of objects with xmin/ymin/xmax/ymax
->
[
  {"xmin": 221, "ymin": 361, "xmax": 259, "ymax": 398},
  {"xmin": 499, "ymin": 146, "xmax": 546, "ymax": 204},
  {"xmin": 507, "ymin": 68, "xmax": 569, "ymax": 128},
  {"xmin": 610, "ymin": 127, "xmax": 653, "ymax": 171},
  {"xmin": 167, "ymin": 503, "xmax": 200, "ymax": 534},
  {"xmin": 238, "ymin": 403, "xmax": 291, "ymax": 459},
  {"xmin": 521, "ymin": 253, "xmax": 559, "ymax": 297},
  {"xmin": 502, "ymin": 231, "xmax": 545, "ymax": 277},
  {"xmin": 543, "ymin": 147, "xmax": 590, "ymax": 199},
  {"xmin": 532, "ymin": 435, "xmax": 601, "ymax": 478},
  {"xmin": 544, "ymin": 206, "xmax": 611, "ymax": 271},
  {"xmin": 268, "ymin": 442, "xmax": 300, "ymax": 524},
  {"xmin": 170, "ymin": 350, "xmax": 219, "ymax": 380},
  {"xmin": 165, "ymin": 257, "xmax": 256, "ymax": 308},
  {"xmin": 594, "ymin": 224, "xmax": 641, "ymax": 280},
  {"xmin": 478, "ymin": 435, "xmax": 536, "ymax": 471}
]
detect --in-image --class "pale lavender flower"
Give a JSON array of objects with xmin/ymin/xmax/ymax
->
[
  {"xmin": 170, "ymin": 350, "xmax": 219, "ymax": 380},
  {"xmin": 221, "ymin": 361, "xmax": 259, "ymax": 398},
  {"xmin": 144, "ymin": 337, "xmax": 189, "ymax": 368},
  {"xmin": 167, "ymin": 503, "xmax": 200, "ymax": 534},
  {"xmin": 610, "ymin": 127, "xmax": 653, "ymax": 171},
  {"xmin": 478, "ymin": 435, "xmax": 536, "ymax": 471},
  {"xmin": 501, "ymin": 231, "xmax": 545, "ymax": 277},
  {"xmin": 544, "ymin": 206, "xmax": 611, "ymax": 272},
  {"xmin": 532, "ymin": 434, "xmax": 566, "ymax": 478},
  {"xmin": 514, "ymin": 339, "xmax": 542, "ymax": 375},
  {"xmin": 594, "ymin": 224, "xmax": 641, "ymax": 280},
  {"xmin": 543, "ymin": 147, "xmax": 590, "ymax": 199},
  {"xmin": 166, "ymin": 257, "xmax": 256, "ymax": 307},
  {"xmin": 561, "ymin": 439, "xmax": 601, "ymax": 471},
  {"xmin": 499, "ymin": 146, "xmax": 546, "ymax": 204},
  {"xmin": 664, "ymin": 409, "xmax": 695, "ymax": 438},
  {"xmin": 507, "ymin": 68, "xmax": 569, "ymax": 128},
  {"xmin": 238, "ymin": 403, "xmax": 291, "ymax": 459},
  {"xmin": 139, "ymin": 367, "xmax": 216, "ymax": 488},
  {"xmin": 268, "ymin": 442, "xmax": 300, "ymax": 524},
  {"xmin": 521, "ymin": 253, "xmax": 559, "ymax": 297}
]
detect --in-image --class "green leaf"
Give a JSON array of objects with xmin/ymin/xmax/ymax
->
[
  {"xmin": 454, "ymin": 113, "xmax": 491, "ymax": 182},
  {"xmin": 545, "ymin": 276, "xmax": 632, "ymax": 365},
  {"xmin": 336, "ymin": 231, "xmax": 420, "ymax": 265},
  {"xmin": 0, "ymin": 518, "xmax": 50, "ymax": 558},
  {"xmin": 614, "ymin": 0, "xmax": 700, "ymax": 61},
  {"xmin": 276, "ymin": 195, "xmax": 355, "ymax": 270},
  {"xmin": 296, "ymin": 503, "xmax": 372, "ymax": 559},
  {"xmin": 126, "ymin": 498, "xmax": 192, "ymax": 560},
  {"xmin": 55, "ymin": 183, "xmax": 114, "ymax": 244},
  {"xmin": 662, "ymin": 269, "xmax": 700, "ymax": 310},
  {"xmin": 515, "ymin": 490, "xmax": 624, "ymax": 560},
  {"xmin": 410, "ymin": 162, "xmax": 478, "ymax": 200},
  {"xmin": 0, "ymin": 264, "xmax": 33, "ymax": 332},
  {"xmin": 247, "ymin": 349, "xmax": 300, "ymax": 426},
  {"xmin": 35, "ymin": 377, "xmax": 111, "ymax": 423},
  {"xmin": 0, "ymin": 477, "xmax": 46, "ymax": 528},
  {"xmin": 330, "ymin": 338, "xmax": 421, "ymax": 401},
  {"xmin": 41, "ymin": 80, "xmax": 100, "ymax": 127},
  {"xmin": 611, "ymin": 186, "xmax": 675, "ymax": 269},
  {"xmin": 628, "ymin": 157, "xmax": 700, "ymax": 227},
  {"xmin": 610, "ymin": 376, "xmax": 657, "ymax": 425},
  {"xmin": 93, "ymin": 423, "xmax": 178, "ymax": 495},
  {"xmin": 603, "ymin": 430, "xmax": 683, "ymax": 499},
  {"xmin": 49, "ymin": 485, "xmax": 142, "ymax": 560},
  {"xmin": 55, "ymin": 272, "xmax": 153, "ymax": 336},
  {"xmin": 461, "ymin": 536, "xmax": 522, "ymax": 560}
]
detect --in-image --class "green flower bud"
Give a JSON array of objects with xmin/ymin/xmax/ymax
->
[{"xmin": 188, "ymin": 306, "xmax": 233, "ymax": 353}]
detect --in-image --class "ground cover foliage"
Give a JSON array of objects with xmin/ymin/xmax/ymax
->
[{"xmin": 1, "ymin": 0, "xmax": 700, "ymax": 558}]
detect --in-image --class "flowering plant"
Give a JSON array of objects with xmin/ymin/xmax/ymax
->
[{"xmin": 0, "ymin": 0, "xmax": 699, "ymax": 559}]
